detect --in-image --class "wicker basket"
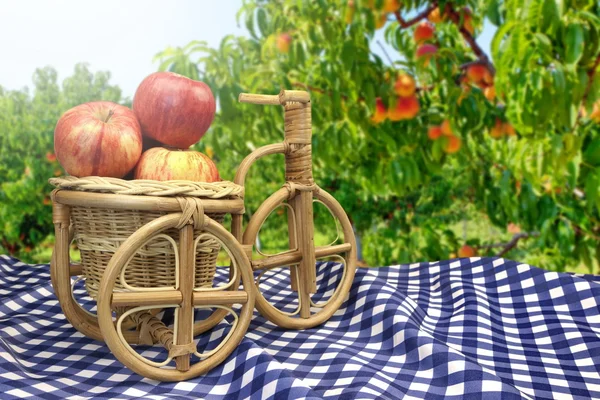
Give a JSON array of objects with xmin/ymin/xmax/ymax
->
[{"xmin": 50, "ymin": 176, "xmax": 244, "ymax": 299}]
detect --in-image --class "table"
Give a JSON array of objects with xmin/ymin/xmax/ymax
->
[{"xmin": 0, "ymin": 255, "xmax": 599, "ymax": 399}]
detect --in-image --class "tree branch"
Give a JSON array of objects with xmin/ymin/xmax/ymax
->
[
  {"xmin": 582, "ymin": 55, "xmax": 600, "ymax": 106},
  {"xmin": 560, "ymin": 215, "xmax": 600, "ymax": 241},
  {"xmin": 476, "ymin": 231, "xmax": 540, "ymax": 257},
  {"xmin": 459, "ymin": 60, "xmax": 488, "ymax": 70},
  {"xmin": 291, "ymin": 82, "xmax": 335, "ymax": 97},
  {"xmin": 572, "ymin": 56, "xmax": 600, "ymax": 129},
  {"xmin": 0, "ymin": 237, "xmax": 18, "ymax": 255},
  {"xmin": 377, "ymin": 40, "xmax": 394, "ymax": 65},
  {"xmin": 444, "ymin": 5, "xmax": 496, "ymax": 75},
  {"xmin": 393, "ymin": 4, "xmax": 437, "ymax": 29},
  {"xmin": 297, "ymin": 4, "xmax": 498, "ymax": 106}
]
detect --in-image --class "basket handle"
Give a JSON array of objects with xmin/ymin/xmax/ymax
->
[{"xmin": 238, "ymin": 90, "xmax": 310, "ymax": 106}]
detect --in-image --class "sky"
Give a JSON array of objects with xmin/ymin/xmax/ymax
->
[{"xmin": 0, "ymin": 1, "xmax": 495, "ymax": 98}]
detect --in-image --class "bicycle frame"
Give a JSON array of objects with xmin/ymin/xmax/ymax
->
[{"xmin": 233, "ymin": 90, "xmax": 317, "ymax": 317}]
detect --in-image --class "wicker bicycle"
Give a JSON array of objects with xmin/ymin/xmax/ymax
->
[{"xmin": 50, "ymin": 90, "xmax": 357, "ymax": 381}]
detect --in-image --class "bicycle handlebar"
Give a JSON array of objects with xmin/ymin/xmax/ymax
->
[
  {"xmin": 238, "ymin": 90, "xmax": 310, "ymax": 106},
  {"xmin": 238, "ymin": 93, "xmax": 281, "ymax": 105}
]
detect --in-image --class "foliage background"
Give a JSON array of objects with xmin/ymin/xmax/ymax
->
[
  {"xmin": 1, "ymin": 0, "xmax": 600, "ymax": 273},
  {"xmin": 0, "ymin": 64, "xmax": 123, "ymax": 258}
]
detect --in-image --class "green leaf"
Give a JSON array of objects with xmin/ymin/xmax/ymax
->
[
  {"xmin": 364, "ymin": 81, "xmax": 376, "ymax": 110},
  {"xmin": 341, "ymin": 41, "xmax": 355, "ymax": 70},
  {"xmin": 588, "ymin": 72, "xmax": 600, "ymax": 108},
  {"xmin": 579, "ymin": 11, "xmax": 600, "ymax": 28},
  {"xmin": 333, "ymin": 89, "xmax": 342, "ymax": 117},
  {"xmin": 540, "ymin": 0, "xmax": 560, "ymax": 33},
  {"xmin": 183, "ymin": 40, "xmax": 209, "ymax": 53},
  {"xmin": 585, "ymin": 171, "xmax": 599, "ymax": 213},
  {"xmin": 486, "ymin": 0, "xmax": 501, "ymax": 26},
  {"xmin": 564, "ymin": 23, "xmax": 585, "ymax": 65},
  {"xmin": 156, "ymin": 58, "xmax": 173, "ymax": 72},
  {"xmin": 535, "ymin": 33, "xmax": 552, "ymax": 55},
  {"xmin": 245, "ymin": 9, "xmax": 257, "ymax": 39},
  {"xmin": 554, "ymin": 0, "xmax": 565, "ymax": 17},
  {"xmin": 552, "ymin": 64, "xmax": 566, "ymax": 99},
  {"xmin": 491, "ymin": 21, "xmax": 517, "ymax": 62},
  {"xmin": 257, "ymin": 8, "xmax": 268, "ymax": 37},
  {"xmin": 578, "ymin": 239, "xmax": 594, "ymax": 273},
  {"xmin": 557, "ymin": 220, "xmax": 574, "ymax": 256},
  {"xmin": 584, "ymin": 138, "xmax": 600, "ymax": 166},
  {"xmin": 296, "ymin": 42, "xmax": 305, "ymax": 65},
  {"xmin": 527, "ymin": 0, "xmax": 544, "ymax": 30},
  {"xmin": 581, "ymin": 22, "xmax": 600, "ymax": 67}
]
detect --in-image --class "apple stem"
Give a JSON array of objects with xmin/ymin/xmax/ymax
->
[{"xmin": 104, "ymin": 109, "xmax": 115, "ymax": 123}]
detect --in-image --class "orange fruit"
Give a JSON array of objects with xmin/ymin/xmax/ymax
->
[
  {"xmin": 276, "ymin": 33, "xmax": 292, "ymax": 53},
  {"xmin": 458, "ymin": 245, "xmax": 477, "ymax": 258},
  {"xmin": 441, "ymin": 120, "xmax": 453, "ymax": 136},
  {"xmin": 444, "ymin": 135, "xmax": 462, "ymax": 153},
  {"xmin": 371, "ymin": 97, "xmax": 387, "ymax": 124},
  {"xmin": 414, "ymin": 21, "xmax": 435, "ymax": 44},
  {"xmin": 388, "ymin": 95, "xmax": 420, "ymax": 121},
  {"xmin": 394, "ymin": 73, "xmax": 416, "ymax": 97},
  {"xmin": 489, "ymin": 119, "xmax": 504, "ymax": 139},
  {"xmin": 428, "ymin": 7, "xmax": 443, "ymax": 23},
  {"xmin": 428, "ymin": 126, "xmax": 443, "ymax": 140}
]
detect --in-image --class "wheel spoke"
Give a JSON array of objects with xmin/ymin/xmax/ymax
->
[
  {"xmin": 297, "ymin": 261, "xmax": 312, "ymax": 318},
  {"xmin": 192, "ymin": 291, "xmax": 248, "ymax": 306},
  {"xmin": 244, "ymin": 187, "xmax": 357, "ymax": 329},
  {"xmin": 315, "ymin": 242, "xmax": 352, "ymax": 259},
  {"xmin": 251, "ymin": 249, "xmax": 301, "ymax": 271},
  {"xmin": 96, "ymin": 213, "xmax": 255, "ymax": 381},
  {"xmin": 112, "ymin": 290, "xmax": 183, "ymax": 308},
  {"xmin": 69, "ymin": 263, "xmax": 83, "ymax": 276},
  {"xmin": 175, "ymin": 224, "xmax": 195, "ymax": 372}
]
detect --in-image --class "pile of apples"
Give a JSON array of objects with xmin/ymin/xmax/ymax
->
[{"xmin": 54, "ymin": 72, "xmax": 219, "ymax": 182}]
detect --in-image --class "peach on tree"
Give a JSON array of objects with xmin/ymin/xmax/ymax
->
[{"xmin": 152, "ymin": 0, "xmax": 600, "ymax": 271}]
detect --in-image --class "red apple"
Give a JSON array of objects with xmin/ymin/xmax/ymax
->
[
  {"xmin": 54, "ymin": 101, "xmax": 142, "ymax": 178},
  {"xmin": 134, "ymin": 147, "xmax": 220, "ymax": 182},
  {"xmin": 133, "ymin": 72, "xmax": 216, "ymax": 148}
]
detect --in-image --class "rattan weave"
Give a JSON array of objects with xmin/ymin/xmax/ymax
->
[
  {"xmin": 50, "ymin": 177, "xmax": 239, "ymax": 299},
  {"xmin": 49, "ymin": 176, "xmax": 243, "ymax": 199}
]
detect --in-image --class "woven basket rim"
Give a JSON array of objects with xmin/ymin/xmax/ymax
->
[{"xmin": 49, "ymin": 176, "xmax": 244, "ymax": 199}]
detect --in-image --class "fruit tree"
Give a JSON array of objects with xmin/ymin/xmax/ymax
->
[
  {"xmin": 0, "ymin": 64, "xmax": 123, "ymax": 260},
  {"xmin": 155, "ymin": 0, "xmax": 599, "ymax": 271}
]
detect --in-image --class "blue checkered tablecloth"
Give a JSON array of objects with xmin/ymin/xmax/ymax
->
[{"xmin": 1, "ymin": 255, "xmax": 600, "ymax": 399}]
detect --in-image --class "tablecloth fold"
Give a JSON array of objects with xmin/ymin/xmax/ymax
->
[{"xmin": 0, "ymin": 255, "xmax": 599, "ymax": 399}]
